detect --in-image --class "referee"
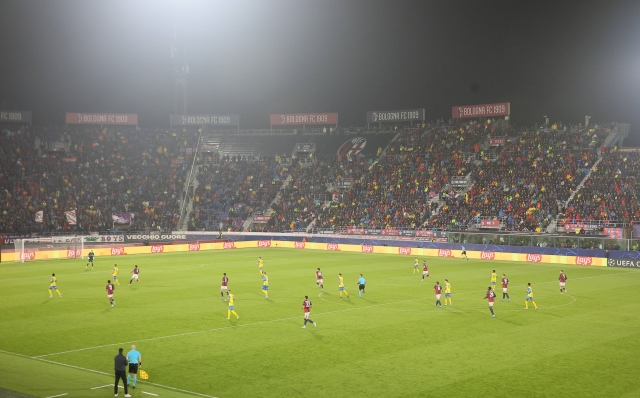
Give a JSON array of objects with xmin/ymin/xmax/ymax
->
[
  {"xmin": 357, "ymin": 274, "xmax": 366, "ymax": 298},
  {"xmin": 126, "ymin": 345, "xmax": 142, "ymax": 389},
  {"xmin": 114, "ymin": 348, "xmax": 130, "ymax": 397}
]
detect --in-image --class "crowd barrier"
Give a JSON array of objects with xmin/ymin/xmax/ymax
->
[{"xmin": 12, "ymin": 239, "xmax": 634, "ymax": 268}]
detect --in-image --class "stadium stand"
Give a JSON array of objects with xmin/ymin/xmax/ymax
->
[
  {"xmin": 0, "ymin": 120, "xmax": 632, "ymax": 237},
  {"xmin": 0, "ymin": 124, "xmax": 195, "ymax": 233},
  {"xmin": 188, "ymin": 157, "xmax": 286, "ymax": 231},
  {"xmin": 310, "ymin": 125, "xmax": 493, "ymax": 230},
  {"xmin": 563, "ymin": 149, "xmax": 640, "ymax": 224},
  {"xmin": 428, "ymin": 127, "xmax": 604, "ymax": 231},
  {"xmin": 271, "ymin": 154, "xmax": 372, "ymax": 232}
]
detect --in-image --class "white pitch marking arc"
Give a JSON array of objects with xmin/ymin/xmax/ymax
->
[
  {"xmin": 317, "ymin": 291, "xmax": 350, "ymax": 305},
  {"xmin": 90, "ymin": 384, "xmax": 111, "ymax": 389},
  {"xmin": 44, "ymin": 394, "xmax": 68, "ymax": 398}
]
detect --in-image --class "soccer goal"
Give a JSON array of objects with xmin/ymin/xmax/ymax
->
[{"xmin": 14, "ymin": 236, "xmax": 84, "ymax": 263}]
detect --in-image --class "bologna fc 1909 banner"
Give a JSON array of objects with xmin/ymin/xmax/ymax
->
[
  {"xmin": 270, "ymin": 113, "xmax": 338, "ymax": 125},
  {"xmin": 66, "ymin": 113, "xmax": 138, "ymax": 125},
  {"xmin": 452, "ymin": 103, "xmax": 510, "ymax": 119}
]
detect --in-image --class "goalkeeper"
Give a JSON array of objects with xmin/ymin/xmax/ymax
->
[{"xmin": 126, "ymin": 345, "xmax": 142, "ymax": 388}]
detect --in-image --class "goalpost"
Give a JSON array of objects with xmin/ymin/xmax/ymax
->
[{"xmin": 14, "ymin": 236, "xmax": 84, "ymax": 263}]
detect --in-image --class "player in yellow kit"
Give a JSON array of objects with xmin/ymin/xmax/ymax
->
[
  {"xmin": 524, "ymin": 282, "xmax": 538, "ymax": 310},
  {"xmin": 262, "ymin": 272, "xmax": 269, "ymax": 298},
  {"xmin": 443, "ymin": 279, "xmax": 452, "ymax": 306},
  {"xmin": 226, "ymin": 290, "xmax": 239, "ymax": 320},
  {"xmin": 112, "ymin": 264, "xmax": 120, "ymax": 285},
  {"xmin": 413, "ymin": 257, "xmax": 419, "ymax": 274},
  {"xmin": 338, "ymin": 273, "xmax": 349, "ymax": 298},
  {"xmin": 490, "ymin": 270, "xmax": 497, "ymax": 290},
  {"xmin": 257, "ymin": 257, "xmax": 264, "ymax": 275},
  {"xmin": 48, "ymin": 273, "xmax": 62, "ymax": 298}
]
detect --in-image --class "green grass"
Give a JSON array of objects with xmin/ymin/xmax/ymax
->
[{"xmin": 1, "ymin": 248, "xmax": 639, "ymax": 398}]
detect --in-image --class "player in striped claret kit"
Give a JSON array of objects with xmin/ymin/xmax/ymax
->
[
  {"xmin": 501, "ymin": 274, "xmax": 510, "ymax": 302},
  {"xmin": 301, "ymin": 296, "xmax": 316, "ymax": 328},
  {"xmin": 129, "ymin": 265, "xmax": 140, "ymax": 286},
  {"xmin": 316, "ymin": 268, "xmax": 324, "ymax": 292},
  {"xmin": 433, "ymin": 282, "xmax": 443, "ymax": 308},
  {"xmin": 421, "ymin": 261, "xmax": 429, "ymax": 281},
  {"xmin": 106, "ymin": 280, "xmax": 115, "ymax": 307},
  {"xmin": 559, "ymin": 270, "xmax": 568, "ymax": 294},
  {"xmin": 220, "ymin": 273, "xmax": 229, "ymax": 300},
  {"xmin": 485, "ymin": 287, "xmax": 496, "ymax": 317}
]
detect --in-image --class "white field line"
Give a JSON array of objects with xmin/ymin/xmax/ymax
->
[
  {"xmin": 90, "ymin": 384, "xmax": 111, "ymax": 389},
  {"xmin": 34, "ymin": 298, "xmax": 421, "ymax": 358},
  {"xmin": 142, "ymin": 392, "xmax": 160, "ymax": 396},
  {"xmin": 44, "ymin": 394, "xmax": 67, "ymax": 398},
  {"xmin": 33, "ymin": 271, "xmax": 632, "ymax": 359},
  {"xmin": 0, "ymin": 349, "xmax": 217, "ymax": 398}
]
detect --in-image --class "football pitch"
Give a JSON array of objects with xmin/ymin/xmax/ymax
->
[{"xmin": 1, "ymin": 248, "xmax": 639, "ymax": 398}]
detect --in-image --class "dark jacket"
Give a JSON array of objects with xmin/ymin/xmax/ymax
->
[{"xmin": 114, "ymin": 353, "xmax": 128, "ymax": 371}]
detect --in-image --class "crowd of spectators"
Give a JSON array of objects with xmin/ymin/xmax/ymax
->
[
  {"xmin": 0, "ymin": 124, "xmax": 36, "ymax": 233},
  {"xmin": 188, "ymin": 156, "xmax": 285, "ymax": 231},
  {"xmin": 564, "ymin": 149, "xmax": 640, "ymax": 224},
  {"xmin": 270, "ymin": 154, "xmax": 371, "ymax": 231},
  {"xmin": 0, "ymin": 123, "xmax": 196, "ymax": 234},
  {"xmin": 426, "ymin": 128, "xmax": 603, "ymax": 231},
  {"xmin": 0, "ymin": 119, "xmax": 631, "ymax": 237},
  {"xmin": 309, "ymin": 125, "xmax": 490, "ymax": 229}
]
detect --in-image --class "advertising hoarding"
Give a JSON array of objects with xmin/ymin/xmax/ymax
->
[
  {"xmin": 66, "ymin": 113, "xmax": 138, "ymax": 125},
  {"xmin": 0, "ymin": 110, "xmax": 32, "ymax": 124},
  {"xmin": 270, "ymin": 113, "xmax": 338, "ymax": 125},
  {"xmin": 480, "ymin": 220, "xmax": 501, "ymax": 228},
  {"xmin": 452, "ymin": 103, "xmax": 510, "ymax": 119},
  {"xmin": 170, "ymin": 114, "xmax": 239, "ymax": 126},
  {"xmin": 366, "ymin": 109, "xmax": 425, "ymax": 123}
]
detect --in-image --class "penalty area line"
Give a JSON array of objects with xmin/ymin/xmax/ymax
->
[{"xmin": 0, "ymin": 349, "xmax": 217, "ymax": 398}]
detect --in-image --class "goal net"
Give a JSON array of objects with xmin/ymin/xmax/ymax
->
[{"xmin": 14, "ymin": 237, "xmax": 84, "ymax": 263}]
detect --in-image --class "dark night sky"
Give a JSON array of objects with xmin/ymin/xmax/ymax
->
[{"xmin": 1, "ymin": 0, "xmax": 639, "ymax": 142}]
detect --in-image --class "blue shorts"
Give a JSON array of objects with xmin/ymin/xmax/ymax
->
[
  {"xmin": 113, "ymin": 276, "xmax": 118, "ymax": 280},
  {"xmin": 228, "ymin": 306, "xmax": 234, "ymax": 310},
  {"xmin": 414, "ymin": 265, "xmax": 419, "ymax": 268},
  {"xmin": 491, "ymin": 281, "xmax": 496, "ymax": 284},
  {"xmin": 339, "ymin": 286, "xmax": 345, "ymax": 291},
  {"xmin": 262, "ymin": 286, "xmax": 269, "ymax": 290},
  {"xmin": 444, "ymin": 293, "xmax": 451, "ymax": 297},
  {"xmin": 49, "ymin": 286, "xmax": 57, "ymax": 290},
  {"xmin": 526, "ymin": 296, "xmax": 534, "ymax": 301}
]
